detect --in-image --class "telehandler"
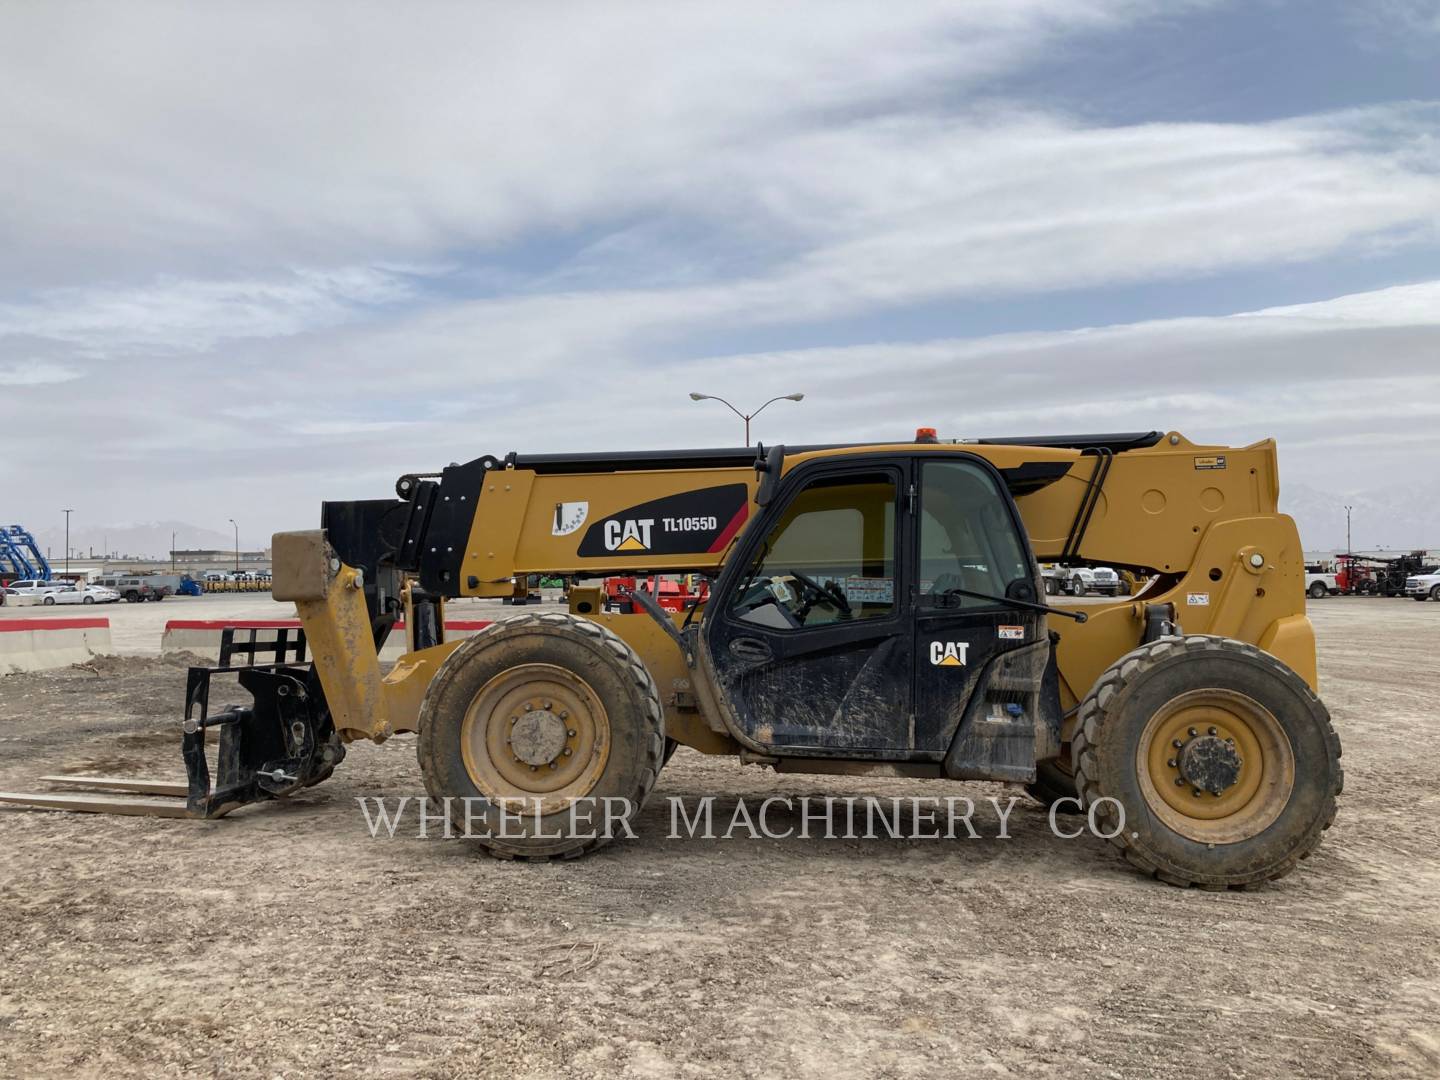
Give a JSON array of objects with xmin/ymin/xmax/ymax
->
[{"xmin": 0, "ymin": 429, "xmax": 1342, "ymax": 888}]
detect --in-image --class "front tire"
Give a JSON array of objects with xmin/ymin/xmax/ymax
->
[
  {"xmin": 82, "ymin": 595, "xmax": 95, "ymax": 605},
  {"xmin": 43, "ymin": 595, "xmax": 55, "ymax": 606},
  {"xmin": 1308, "ymin": 582, "xmax": 1327, "ymax": 600},
  {"xmin": 1072, "ymin": 636, "xmax": 1341, "ymax": 889},
  {"xmin": 417, "ymin": 612, "xmax": 664, "ymax": 860},
  {"xmin": 1432, "ymin": 585, "xmax": 1440, "ymax": 603}
]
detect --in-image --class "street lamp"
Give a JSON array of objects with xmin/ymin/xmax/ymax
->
[
  {"xmin": 1344, "ymin": 504, "xmax": 1353, "ymax": 555},
  {"xmin": 688, "ymin": 392, "xmax": 805, "ymax": 446},
  {"xmin": 62, "ymin": 509, "xmax": 72, "ymax": 579},
  {"xmin": 228, "ymin": 518, "xmax": 239, "ymax": 575}
]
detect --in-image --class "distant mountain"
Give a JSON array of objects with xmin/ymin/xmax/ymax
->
[
  {"xmin": 1282, "ymin": 482, "xmax": 1439, "ymax": 554},
  {"xmin": 30, "ymin": 521, "xmax": 238, "ymax": 562}
]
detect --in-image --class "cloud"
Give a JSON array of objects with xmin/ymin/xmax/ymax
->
[
  {"xmin": 0, "ymin": 359, "xmax": 82, "ymax": 385},
  {"xmin": 0, "ymin": 267, "xmax": 421, "ymax": 354},
  {"xmin": 1, "ymin": 1, "xmax": 1181, "ymax": 287},
  {"xmin": 2, "ymin": 1, "xmax": 1438, "ymax": 549}
]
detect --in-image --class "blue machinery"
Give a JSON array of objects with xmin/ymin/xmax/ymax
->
[{"xmin": 0, "ymin": 525, "xmax": 52, "ymax": 581}]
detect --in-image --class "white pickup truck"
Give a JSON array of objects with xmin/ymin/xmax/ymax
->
[
  {"xmin": 1042, "ymin": 565, "xmax": 1124, "ymax": 597},
  {"xmin": 1304, "ymin": 566, "xmax": 1339, "ymax": 599},
  {"xmin": 1404, "ymin": 567, "xmax": 1440, "ymax": 601}
]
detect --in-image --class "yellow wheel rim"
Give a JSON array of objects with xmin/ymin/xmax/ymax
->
[
  {"xmin": 459, "ymin": 663, "xmax": 611, "ymax": 816},
  {"xmin": 1136, "ymin": 688, "xmax": 1294, "ymax": 844}
]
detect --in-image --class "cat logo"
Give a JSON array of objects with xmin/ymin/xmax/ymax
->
[
  {"xmin": 929, "ymin": 641, "xmax": 971, "ymax": 667},
  {"xmin": 604, "ymin": 518, "xmax": 654, "ymax": 552}
]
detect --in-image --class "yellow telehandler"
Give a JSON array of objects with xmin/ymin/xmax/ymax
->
[{"xmin": 0, "ymin": 430, "xmax": 1341, "ymax": 888}]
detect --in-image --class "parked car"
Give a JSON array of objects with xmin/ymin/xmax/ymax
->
[
  {"xmin": 1305, "ymin": 564, "xmax": 1340, "ymax": 599},
  {"xmin": 53, "ymin": 584, "xmax": 121, "ymax": 605},
  {"xmin": 203, "ymin": 570, "xmax": 230, "ymax": 582},
  {"xmin": 3, "ymin": 579, "xmax": 71, "ymax": 605},
  {"xmin": 92, "ymin": 576, "xmax": 160, "ymax": 603},
  {"xmin": 1404, "ymin": 567, "xmax": 1440, "ymax": 602}
]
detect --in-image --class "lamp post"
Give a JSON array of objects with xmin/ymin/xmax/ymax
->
[
  {"xmin": 228, "ymin": 518, "xmax": 239, "ymax": 575},
  {"xmin": 62, "ymin": 509, "xmax": 72, "ymax": 579},
  {"xmin": 688, "ymin": 392, "xmax": 804, "ymax": 446},
  {"xmin": 1344, "ymin": 504, "xmax": 1353, "ymax": 555}
]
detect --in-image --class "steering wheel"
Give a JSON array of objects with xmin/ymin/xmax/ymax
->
[{"xmin": 788, "ymin": 568, "xmax": 852, "ymax": 616}]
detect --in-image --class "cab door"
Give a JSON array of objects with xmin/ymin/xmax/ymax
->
[
  {"xmin": 911, "ymin": 456, "xmax": 1049, "ymax": 758},
  {"xmin": 703, "ymin": 459, "xmax": 913, "ymax": 755}
]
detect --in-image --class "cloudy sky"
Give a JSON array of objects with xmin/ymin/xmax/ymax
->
[{"xmin": 3, "ymin": 1, "xmax": 1439, "ymax": 555}]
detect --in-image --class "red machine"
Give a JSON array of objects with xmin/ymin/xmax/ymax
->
[{"xmin": 603, "ymin": 574, "xmax": 709, "ymax": 613}]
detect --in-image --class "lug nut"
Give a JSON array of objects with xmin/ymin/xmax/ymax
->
[
  {"xmin": 529, "ymin": 765, "xmax": 537, "ymax": 772},
  {"xmin": 563, "ymin": 748, "xmax": 572, "ymax": 756},
  {"xmin": 1208, "ymin": 726, "xmax": 1218, "ymax": 736},
  {"xmin": 549, "ymin": 762, "xmax": 558, "ymax": 769},
  {"xmin": 524, "ymin": 703, "xmax": 533, "ymax": 712},
  {"xmin": 567, "ymin": 729, "xmax": 577, "ymax": 738},
  {"xmin": 543, "ymin": 700, "xmax": 552, "ymax": 710},
  {"xmin": 1188, "ymin": 727, "xmax": 1198, "ymax": 738},
  {"xmin": 560, "ymin": 711, "xmax": 569, "ymax": 720},
  {"xmin": 1172, "ymin": 739, "xmax": 1184, "ymax": 749},
  {"xmin": 1192, "ymin": 789, "xmax": 1203, "ymax": 797},
  {"xmin": 1175, "ymin": 777, "xmax": 1186, "ymax": 786},
  {"xmin": 1167, "ymin": 758, "xmax": 1177, "ymax": 768}
]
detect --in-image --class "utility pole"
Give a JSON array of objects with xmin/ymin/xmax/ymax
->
[
  {"xmin": 172, "ymin": 530, "xmax": 176, "ymax": 573},
  {"xmin": 228, "ymin": 518, "xmax": 239, "ymax": 574},
  {"xmin": 688, "ymin": 392, "xmax": 805, "ymax": 446},
  {"xmin": 1344, "ymin": 504, "xmax": 1353, "ymax": 555},
  {"xmin": 63, "ymin": 509, "xmax": 72, "ymax": 579}
]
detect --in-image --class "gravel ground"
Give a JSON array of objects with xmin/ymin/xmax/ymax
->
[{"xmin": 0, "ymin": 601, "xmax": 1436, "ymax": 1078}]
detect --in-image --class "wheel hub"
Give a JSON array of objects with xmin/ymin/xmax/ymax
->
[
  {"xmin": 459, "ymin": 663, "xmax": 611, "ymax": 815},
  {"xmin": 1137, "ymin": 688, "xmax": 1296, "ymax": 844},
  {"xmin": 1176, "ymin": 734, "xmax": 1242, "ymax": 794},
  {"xmin": 511, "ymin": 710, "xmax": 568, "ymax": 766}
]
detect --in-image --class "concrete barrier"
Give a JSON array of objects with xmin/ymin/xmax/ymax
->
[
  {"xmin": 160, "ymin": 619, "xmax": 494, "ymax": 662},
  {"xmin": 0, "ymin": 617, "xmax": 114, "ymax": 674}
]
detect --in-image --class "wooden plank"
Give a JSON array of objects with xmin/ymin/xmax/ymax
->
[
  {"xmin": 37, "ymin": 775, "xmax": 188, "ymax": 797},
  {"xmin": 0, "ymin": 791, "xmax": 196, "ymax": 818}
]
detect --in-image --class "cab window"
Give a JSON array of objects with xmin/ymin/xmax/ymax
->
[
  {"xmin": 731, "ymin": 471, "xmax": 896, "ymax": 630},
  {"xmin": 918, "ymin": 459, "xmax": 1031, "ymax": 608}
]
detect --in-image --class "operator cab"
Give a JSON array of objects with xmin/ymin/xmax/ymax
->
[{"xmin": 702, "ymin": 449, "xmax": 1057, "ymax": 778}]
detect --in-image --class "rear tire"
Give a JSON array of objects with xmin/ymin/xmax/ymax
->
[
  {"xmin": 1308, "ymin": 582, "xmax": 1327, "ymax": 600},
  {"xmin": 82, "ymin": 595, "xmax": 94, "ymax": 605},
  {"xmin": 1432, "ymin": 585, "xmax": 1440, "ymax": 602},
  {"xmin": 1071, "ymin": 635, "xmax": 1341, "ymax": 889},
  {"xmin": 43, "ymin": 595, "xmax": 55, "ymax": 606},
  {"xmin": 417, "ymin": 612, "xmax": 664, "ymax": 860}
]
